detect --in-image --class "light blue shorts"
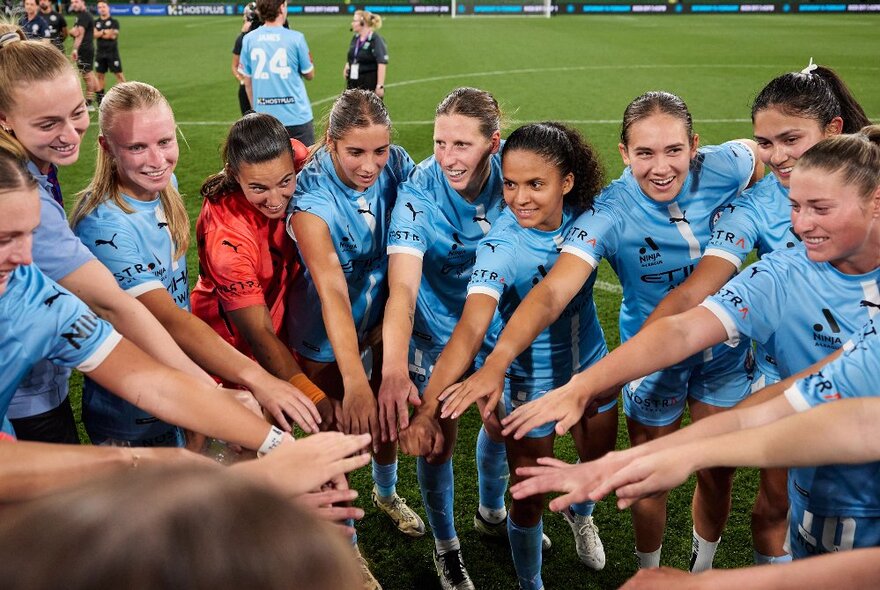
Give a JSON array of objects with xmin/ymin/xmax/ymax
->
[{"xmin": 623, "ymin": 344, "xmax": 752, "ymax": 427}]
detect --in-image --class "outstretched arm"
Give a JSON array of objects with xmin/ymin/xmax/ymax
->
[
  {"xmin": 378, "ymin": 253, "xmax": 423, "ymax": 442},
  {"xmin": 501, "ymin": 305, "xmax": 728, "ymax": 439},
  {"xmin": 290, "ymin": 212, "xmax": 377, "ymax": 438},
  {"xmin": 439, "ymin": 252, "xmax": 594, "ymax": 421},
  {"xmin": 642, "ymin": 255, "xmax": 736, "ymax": 328},
  {"xmin": 399, "ymin": 293, "xmax": 497, "ymax": 459}
]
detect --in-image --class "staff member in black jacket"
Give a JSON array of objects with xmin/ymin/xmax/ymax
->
[{"xmin": 343, "ymin": 10, "xmax": 387, "ymax": 99}]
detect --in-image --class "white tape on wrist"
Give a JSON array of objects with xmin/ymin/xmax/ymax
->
[{"xmin": 257, "ymin": 426, "xmax": 287, "ymax": 457}]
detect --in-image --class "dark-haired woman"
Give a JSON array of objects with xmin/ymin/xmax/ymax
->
[
  {"xmin": 191, "ymin": 113, "xmax": 331, "ymax": 422},
  {"xmin": 418, "ymin": 122, "xmax": 611, "ymax": 590},
  {"xmin": 640, "ymin": 62, "xmax": 871, "ymax": 564},
  {"xmin": 447, "ymin": 91, "xmax": 761, "ymax": 571}
]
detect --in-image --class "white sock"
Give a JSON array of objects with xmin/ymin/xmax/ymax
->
[
  {"xmin": 635, "ymin": 546, "xmax": 661, "ymax": 569},
  {"xmin": 690, "ymin": 528, "xmax": 720, "ymax": 573},
  {"xmin": 754, "ymin": 550, "xmax": 792, "ymax": 565},
  {"xmin": 479, "ymin": 504, "xmax": 507, "ymax": 524},
  {"xmin": 435, "ymin": 536, "xmax": 460, "ymax": 555}
]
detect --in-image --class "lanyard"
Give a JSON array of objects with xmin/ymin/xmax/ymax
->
[{"xmin": 354, "ymin": 33, "xmax": 370, "ymax": 60}]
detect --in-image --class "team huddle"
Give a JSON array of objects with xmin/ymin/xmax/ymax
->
[{"xmin": 1, "ymin": 10, "xmax": 879, "ymax": 590}]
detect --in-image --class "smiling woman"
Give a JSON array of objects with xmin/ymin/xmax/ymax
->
[{"xmin": 68, "ymin": 82, "xmax": 323, "ymax": 447}]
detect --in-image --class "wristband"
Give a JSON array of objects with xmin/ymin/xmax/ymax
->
[
  {"xmin": 258, "ymin": 425, "xmax": 287, "ymax": 457},
  {"xmin": 289, "ymin": 373, "xmax": 327, "ymax": 405}
]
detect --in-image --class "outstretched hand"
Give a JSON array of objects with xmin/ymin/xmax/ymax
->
[
  {"xmin": 501, "ymin": 382, "xmax": 588, "ymax": 440},
  {"xmin": 377, "ymin": 369, "xmax": 421, "ymax": 443},
  {"xmin": 438, "ymin": 364, "xmax": 506, "ymax": 421}
]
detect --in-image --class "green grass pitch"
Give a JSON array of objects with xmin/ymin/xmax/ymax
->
[{"xmin": 57, "ymin": 13, "xmax": 880, "ymax": 589}]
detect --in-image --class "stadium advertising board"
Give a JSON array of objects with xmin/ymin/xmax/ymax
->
[{"xmin": 106, "ymin": 2, "xmax": 880, "ymax": 15}]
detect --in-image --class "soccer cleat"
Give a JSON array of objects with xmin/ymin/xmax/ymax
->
[
  {"xmin": 354, "ymin": 546, "xmax": 383, "ymax": 590},
  {"xmin": 473, "ymin": 511, "xmax": 552, "ymax": 550},
  {"xmin": 372, "ymin": 486, "xmax": 426, "ymax": 538},
  {"xmin": 562, "ymin": 508, "xmax": 606, "ymax": 570},
  {"xmin": 433, "ymin": 548, "xmax": 475, "ymax": 590}
]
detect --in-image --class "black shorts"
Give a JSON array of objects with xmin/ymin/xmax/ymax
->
[
  {"xmin": 9, "ymin": 396, "xmax": 81, "ymax": 444},
  {"xmin": 77, "ymin": 48, "xmax": 94, "ymax": 73},
  {"xmin": 95, "ymin": 52, "xmax": 123, "ymax": 74}
]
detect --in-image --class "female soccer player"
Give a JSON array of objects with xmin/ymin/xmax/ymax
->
[
  {"xmin": 443, "ymin": 91, "xmax": 761, "ymax": 570},
  {"xmin": 642, "ymin": 62, "xmax": 870, "ymax": 563},
  {"xmin": 286, "ymin": 88, "xmax": 419, "ymax": 589},
  {"xmin": 433, "ymin": 122, "xmax": 611, "ymax": 590},
  {"xmin": 0, "ymin": 144, "xmax": 299, "ymax": 467},
  {"xmin": 70, "ymin": 82, "xmax": 320, "ymax": 447},
  {"xmin": 502, "ymin": 127, "xmax": 880, "ymax": 560},
  {"xmin": 191, "ymin": 113, "xmax": 333, "ymax": 425},
  {"xmin": 343, "ymin": 10, "xmax": 387, "ymax": 99},
  {"xmin": 0, "ymin": 27, "xmax": 231, "ymax": 445},
  {"xmin": 384, "ymin": 87, "xmax": 519, "ymax": 589}
]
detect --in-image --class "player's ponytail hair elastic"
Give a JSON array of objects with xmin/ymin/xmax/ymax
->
[
  {"xmin": 797, "ymin": 125, "xmax": 880, "ymax": 201},
  {"xmin": 752, "ymin": 61, "xmax": 870, "ymax": 135},
  {"xmin": 201, "ymin": 112, "xmax": 304, "ymax": 201},
  {"xmin": 503, "ymin": 122, "xmax": 605, "ymax": 215},
  {"xmin": 71, "ymin": 82, "xmax": 190, "ymax": 260}
]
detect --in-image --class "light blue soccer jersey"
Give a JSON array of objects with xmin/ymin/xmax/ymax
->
[
  {"xmin": 239, "ymin": 25, "xmax": 314, "ymax": 126},
  {"xmin": 561, "ymin": 141, "xmax": 756, "ymax": 367},
  {"xmin": 286, "ymin": 145, "xmax": 414, "ymax": 362},
  {"xmin": 701, "ymin": 246, "xmax": 880, "ymax": 379},
  {"xmin": 387, "ymin": 153, "xmax": 505, "ymax": 352},
  {"xmin": 7, "ymin": 161, "xmax": 96, "ymax": 420},
  {"xmin": 468, "ymin": 208, "xmax": 608, "ymax": 386},
  {"xmin": 783, "ymin": 318, "xmax": 880, "ymax": 522},
  {"xmin": 1, "ymin": 265, "xmax": 121, "ymax": 423},
  {"xmin": 704, "ymin": 173, "xmax": 799, "ymax": 384},
  {"xmin": 74, "ymin": 195, "xmax": 188, "ymax": 444}
]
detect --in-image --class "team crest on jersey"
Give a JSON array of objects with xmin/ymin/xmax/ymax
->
[
  {"xmin": 709, "ymin": 203, "xmax": 736, "ymax": 230},
  {"xmin": 638, "ymin": 237, "xmax": 663, "ymax": 268}
]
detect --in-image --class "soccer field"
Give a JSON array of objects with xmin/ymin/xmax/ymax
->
[{"xmin": 59, "ymin": 13, "xmax": 880, "ymax": 589}]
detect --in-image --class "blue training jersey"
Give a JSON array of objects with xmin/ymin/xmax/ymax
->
[
  {"xmin": 1, "ymin": 265, "xmax": 121, "ymax": 424},
  {"xmin": 701, "ymin": 246, "xmax": 880, "ymax": 379},
  {"xmin": 7, "ymin": 161, "xmax": 96, "ymax": 420},
  {"xmin": 387, "ymin": 153, "xmax": 505, "ymax": 351},
  {"xmin": 783, "ymin": 318, "xmax": 880, "ymax": 518},
  {"xmin": 286, "ymin": 145, "xmax": 414, "ymax": 362},
  {"xmin": 704, "ymin": 172, "xmax": 799, "ymax": 382},
  {"xmin": 239, "ymin": 25, "xmax": 314, "ymax": 126},
  {"xmin": 74, "ymin": 195, "xmax": 188, "ymax": 443},
  {"xmin": 561, "ymin": 141, "xmax": 756, "ymax": 367},
  {"xmin": 468, "ymin": 208, "xmax": 608, "ymax": 386}
]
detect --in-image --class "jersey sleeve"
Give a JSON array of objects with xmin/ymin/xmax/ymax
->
[
  {"xmin": 371, "ymin": 34, "xmax": 388, "ymax": 64},
  {"xmin": 238, "ymin": 36, "xmax": 253, "ymax": 76},
  {"xmin": 717, "ymin": 140, "xmax": 757, "ymax": 194},
  {"xmin": 388, "ymin": 176, "xmax": 434, "ymax": 259},
  {"xmin": 296, "ymin": 35, "xmax": 313, "ymax": 75},
  {"xmin": 699, "ymin": 254, "xmax": 788, "ymax": 348},
  {"xmin": 32, "ymin": 276, "xmax": 123, "ymax": 372},
  {"xmin": 784, "ymin": 318, "xmax": 880, "ymax": 411},
  {"xmin": 32, "ymin": 191, "xmax": 94, "ymax": 282},
  {"xmin": 199, "ymin": 218, "xmax": 267, "ymax": 312},
  {"xmin": 703, "ymin": 195, "xmax": 762, "ymax": 267},
  {"xmin": 74, "ymin": 217, "xmax": 164, "ymax": 297},
  {"xmin": 467, "ymin": 232, "xmax": 517, "ymax": 302},
  {"xmin": 559, "ymin": 204, "xmax": 619, "ymax": 270}
]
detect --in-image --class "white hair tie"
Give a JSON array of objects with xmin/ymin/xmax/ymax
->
[
  {"xmin": 800, "ymin": 57, "xmax": 817, "ymax": 75},
  {"xmin": 0, "ymin": 32, "xmax": 21, "ymax": 48}
]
